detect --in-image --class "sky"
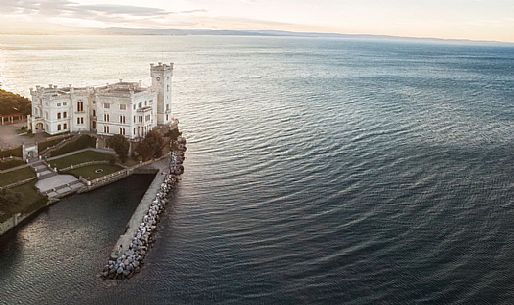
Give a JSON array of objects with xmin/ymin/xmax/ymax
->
[{"xmin": 0, "ymin": 0, "xmax": 513, "ymax": 42}]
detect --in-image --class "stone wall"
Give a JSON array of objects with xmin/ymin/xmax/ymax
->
[{"xmin": 0, "ymin": 210, "xmax": 42, "ymax": 236}]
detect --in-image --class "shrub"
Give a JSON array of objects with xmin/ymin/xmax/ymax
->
[
  {"xmin": 165, "ymin": 127, "xmax": 182, "ymax": 142},
  {"xmin": 107, "ymin": 135, "xmax": 130, "ymax": 163}
]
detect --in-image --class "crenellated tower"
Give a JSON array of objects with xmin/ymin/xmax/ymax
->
[{"xmin": 150, "ymin": 62, "xmax": 174, "ymax": 125}]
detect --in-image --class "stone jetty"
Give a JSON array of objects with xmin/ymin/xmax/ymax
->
[{"xmin": 101, "ymin": 136, "xmax": 187, "ymax": 280}]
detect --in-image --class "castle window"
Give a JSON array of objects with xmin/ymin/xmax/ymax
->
[
  {"xmin": 63, "ymin": 123, "xmax": 67, "ymax": 130},
  {"xmin": 77, "ymin": 101, "xmax": 84, "ymax": 112},
  {"xmin": 103, "ymin": 126, "xmax": 110, "ymax": 133},
  {"xmin": 167, "ymin": 85, "xmax": 170, "ymax": 92},
  {"xmin": 120, "ymin": 128, "xmax": 125, "ymax": 135},
  {"xmin": 57, "ymin": 103, "xmax": 61, "ymax": 107},
  {"xmin": 104, "ymin": 114, "xmax": 110, "ymax": 122},
  {"xmin": 93, "ymin": 110, "xmax": 96, "ymax": 117},
  {"xmin": 63, "ymin": 112, "xmax": 67, "ymax": 118},
  {"xmin": 57, "ymin": 124, "xmax": 61, "ymax": 131},
  {"xmin": 104, "ymin": 103, "xmax": 110, "ymax": 109},
  {"xmin": 120, "ymin": 104, "xmax": 127, "ymax": 110},
  {"xmin": 57, "ymin": 112, "xmax": 62, "ymax": 119},
  {"xmin": 63, "ymin": 102, "xmax": 67, "ymax": 106},
  {"xmin": 120, "ymin": 115, "xmax": 126, "ymax": 124},
  {"xmin": 133, "ymin": 104, "xmax": 136, "ymax": 110},
  {"xmin": 138, "ymin": 102, "xmax": 142, "ymax": 108}
]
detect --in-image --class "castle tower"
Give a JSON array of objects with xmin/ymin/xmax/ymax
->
[{"xmin": 150, "ymin": 62, "xmax": 174, "ymax": 125}]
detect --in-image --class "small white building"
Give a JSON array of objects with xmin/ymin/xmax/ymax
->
[{"xmin": 29, "ymin": 63, "xmax": 174, "ymax": 140}]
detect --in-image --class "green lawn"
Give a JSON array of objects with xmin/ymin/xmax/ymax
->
[
  {"xmin": 0, "ymin": 166, "xmax": 35, "ymax": 187},
  {"xmin": 66, "ymin": 164, "xmax": 124, "ymax": 180},
  {"xmin": 0, "ymin": 181, "xmax": 47, "ymax": 222},
  {"xmin": 0, "ymin": 159, "xmax": 25, "ymax": 170},
  {"xmin": 48, "ymin": 151, "xmax": 115, "ymax": 170}
]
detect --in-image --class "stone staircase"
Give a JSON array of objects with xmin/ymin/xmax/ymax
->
[
  {"xmin": 43, "ymin": 179, "xmax": 85, "ymax": 198},
  {"xmin": 29, "ymin": 160, "xmax": 57, "ymax": 179}
]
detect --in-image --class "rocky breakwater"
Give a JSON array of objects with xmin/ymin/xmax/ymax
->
[{"xmin": 102, "ymin": 136, "xmax": 187, "ymax": 280}]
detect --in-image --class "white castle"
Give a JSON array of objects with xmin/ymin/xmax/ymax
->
[{"xmin": 29, "ymin": 63, "xmax": 173, "ymax": 140}]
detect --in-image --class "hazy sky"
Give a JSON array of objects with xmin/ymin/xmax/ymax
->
[{"xmin": 1, "ymin": 0, "xmax": 513, "ymax": 42}]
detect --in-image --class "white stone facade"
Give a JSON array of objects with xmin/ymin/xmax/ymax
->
[{"xmin": 29, "ymin": 63, "xmax": 173, "ymax": 140}]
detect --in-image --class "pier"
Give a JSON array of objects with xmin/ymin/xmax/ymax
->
[
  {"xmin": 110, "ymin": 159, "xmax": 166, "ymax": 258},
  {"xmin": 102, "ymin": 136, "xmax": 186, "ymax": 279}
]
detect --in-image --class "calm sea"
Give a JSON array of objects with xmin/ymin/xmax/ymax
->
[{"xmin": 1, "ymin": 35, "xmax": 514, "ymax": 304}]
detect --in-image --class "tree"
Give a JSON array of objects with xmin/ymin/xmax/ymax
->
[
  {"xmin": 0, "ymin": 89, "xmax": 31, "ymax": 115},
  {"xmin": 165, "ymin": 127, "xmax": 182, "ymax": 142},
  {"xmin": 135, "ymin": 130, "xmax": 165, "ymax": 161},
  {"xmin": 107, "ymin": 134, "xmax": 130, "ymax": 163}
]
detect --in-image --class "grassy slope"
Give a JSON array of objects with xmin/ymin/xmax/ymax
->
[
  {"xmin": 49, "ymin": 135, "xmax": 96, "ymax": 157},
  {"xmin": 0, "ymin": 159, "xmax": 25, "ymax": 170},
  {"xmin": 0, "ymin": 146, "xmax": 23, "ymax": 158},
  {"xmin": 0, "ymin": 182, "xmax": 46, "ymax": 223},
  {"xmin": 0, "ymin": 167, "xmax": 35, "ymax": 187}
]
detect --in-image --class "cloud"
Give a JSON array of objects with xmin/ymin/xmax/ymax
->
[
  {"xmin": 177, "ymin": 9, "xmax": 208, "ymax": 14},
  {"xmin": 0, "ymin": 0, "xmax": 206, "ymax": 20},
  {"xmin": 73, "ymin": 4, "xmax": 170, "ymax": 17}
]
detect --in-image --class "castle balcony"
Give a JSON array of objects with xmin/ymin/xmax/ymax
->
[{"xmin": 137, "ymin": 106, "xmax": 152, "ymax": 113}]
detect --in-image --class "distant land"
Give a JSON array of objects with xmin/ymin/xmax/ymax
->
[
  {"xmin": 1, "ymin": 26, "xmax": 513, "ymax": 46},
  {"xmin": 90, "ymin": 28, "xmax": 513, "ymax": 46}
]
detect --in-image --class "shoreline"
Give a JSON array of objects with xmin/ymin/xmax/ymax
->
[{"xmin": 0, "ymin": 152, "xmax": 174, "ymax": 237}]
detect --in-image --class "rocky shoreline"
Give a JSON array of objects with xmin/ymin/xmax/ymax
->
[{"xmin": 101, "ymin": 136, "xmax": 187, "ymax": 280}]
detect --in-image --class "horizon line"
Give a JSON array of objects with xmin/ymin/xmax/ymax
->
[{"xmin": 1, "ymin": 27, "xmax": 514, "ymax": 45}]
